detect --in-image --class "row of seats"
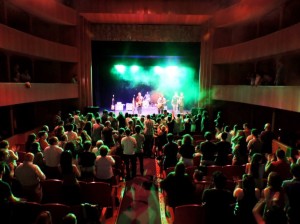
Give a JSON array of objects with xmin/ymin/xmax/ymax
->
[
  {"xmin": 9, "ymin": 180, "xmax": 117, "ymax": 224},
  {"xmin": 40, "ymin": 179, "xmax": 116, "ymax": 207},
  {"xmin": 164, "ymin": 164, "xmax": 245, "ymax": 181},
  {"xmin": 173, "ymin": 204, "xmax": 205, "ymax": 224}
]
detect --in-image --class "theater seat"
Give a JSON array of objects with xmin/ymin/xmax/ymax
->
[
  {"xmin": 42, "ymin": 203, "xmax": 71, "ymax": 224},
  {"xmin": 174, "ymin": 204, "xmax": 204, "ymax": 224},
  {"xmin": 12, "ymin": 201, "xmax": 42, "ymax": 224},
  {"xmin": 222, "ymin": 165, "xmax": 245, "ymax": 180},
  {"xmin": 41, "ymin": 179, "xmax": 63, "ymax": 203},
  {"xmin": 81, "ymin": 181, "xmax": 116, "ymax": 221},
  {"xmin": 206, "ymin": 165, "xmax": 223, "ymax": 179}
]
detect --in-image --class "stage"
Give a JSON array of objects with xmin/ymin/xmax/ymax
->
[{"xmin": 112, "ymin": 104, "xmax": 190, "ymax": 116}]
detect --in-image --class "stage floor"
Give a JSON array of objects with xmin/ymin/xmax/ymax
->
[{"xmin": 112, "ymin": 105, "xmax": 189, "ymax": 116}]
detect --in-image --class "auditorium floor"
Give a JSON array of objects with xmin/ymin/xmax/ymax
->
[{"xmin": 106, "ymin": 158, "xmax": 169, "ymax": 224}]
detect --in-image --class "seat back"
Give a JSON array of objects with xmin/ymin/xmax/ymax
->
[
  {"xmin": 206, "ymin": 165, "xmax": 223, "ymax": 178},
  {"xmin": 174, "ymin": 204, "xmax": 204, "ymax": 224},
  {"xmin": 185, "ymin": 166, "xmax": 197, "ymax": 180},
  {"xmin": 41, "ymin": 179, "xmax": 63, "ymax": 203},
  {"xmin": 82, "ymin": 182, "xmax": 113, "ymax": 208},
  {"xmin": 194, "ymin": 181, "xmax": 213, "ymax": 204},
  {"xmin": 222, "ymin": 165, "xmax": 245, "ymax": 180},
  {"xmin": 112, "ymin": 155, "xmax": 125, "ymax": 177},
  {"xmin": 42, "ymin": 203, "xmax": 71, "ymax": 224},
  {"xmin": 193, "ymin": 155, "xmax": 201, "ymax": 167},
  {"xmin": 165, "ymin": 166, "xmax": 175, "ymax": 176},
  {"xmin": 12, "ymin": 201, "xmax": 42, "ymax": 224},
  {"xmin": 17, "ymin": 151, "xmax": 26, "ymax": 163}
]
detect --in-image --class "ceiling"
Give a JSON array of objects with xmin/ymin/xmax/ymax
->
[{"xmin": 77, "ymin": 0, "xmax": 241, "ymax": 25}]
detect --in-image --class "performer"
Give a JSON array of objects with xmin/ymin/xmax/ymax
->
[
  {"xmin": 171, "ymin": 92, "xmax": 179, "ymax": 114},
  {"xmin": 178, "ymin": 92, "xmax": 184, "ymax": 113},
  {"xmin": 111, "ymin": 94, "xmax": 115, "ymax": 111},
  {"xmin": 132, "ymin": 95, "xmax": 136, "ymax": 114},
  {"xmin": 144, "ymin": 91, "xmax": 150, "ymax": 108},
  {"xmin": 136, "ymin": 92, "xmax": 144, "ymax": 116},
  {"xmin": 157, "ymin": 94, "xmax": 167, "ymax": 114}
]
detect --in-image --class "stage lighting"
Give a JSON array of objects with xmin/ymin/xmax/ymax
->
[
  {"xmin": 114, "ymin": 65, "xmax": 126, "ymax": 74},
  {"xmin": 130, "ymin": 65, "xmax": 140, "ymax": 73},
  {"xmin": 154, "ymin": 66, "xmax": 164, "ymax": 75}
]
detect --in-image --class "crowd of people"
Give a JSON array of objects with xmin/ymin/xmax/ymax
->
[{"xmin": 0, "ymin": 107, "xmax": 299, "ymax": 224}]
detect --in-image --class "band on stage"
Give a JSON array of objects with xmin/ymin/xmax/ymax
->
[{"xmin": 113, "ymin": 91, "xmax": 184, "ymax": 115}]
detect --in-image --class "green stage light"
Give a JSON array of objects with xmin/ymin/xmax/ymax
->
[
  {"xmin": 130, "ymin": 65, "xmax": 140, "ymax": 73},
  {"xmin": 114, "ymin": 64, "xmax": 126, "ymax": 74},
  {"xmin": 154, "ymin": 66, "xmax": 164, "ymax": 75}
]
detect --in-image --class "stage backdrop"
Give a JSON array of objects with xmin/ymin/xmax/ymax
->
[{"xmin": 92, "ymin": 41, "xmax": 200, "ymax": 111}]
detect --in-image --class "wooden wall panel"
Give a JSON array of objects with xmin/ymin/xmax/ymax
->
[
  {"xmin": 212, "ymin": 85, "xmax": 300, "ymax": 112},
  {"xmin": 0, "ymin": 83, "xmax": 79, "ymax": 106}
]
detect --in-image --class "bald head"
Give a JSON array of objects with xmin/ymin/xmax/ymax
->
[{"xmin": 24, "ymin": 153, "xmax": 34, "ymax": 162}]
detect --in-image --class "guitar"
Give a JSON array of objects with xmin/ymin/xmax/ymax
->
[
  {"xmin": 157, "ymin": 100, "xmax": 169, "ymax": 109},
  {"xmin": 136, "ymin": 97, "xmax": 143, "ymax": 107}
]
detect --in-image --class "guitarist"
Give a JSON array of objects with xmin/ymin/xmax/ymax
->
[
  {"xmin": 157, "ymin": 94, "xmax": 167, "ymax": 114},
  {"xmin": 136, "ymin": 92, "xmax": 144, "ymax": 116}
]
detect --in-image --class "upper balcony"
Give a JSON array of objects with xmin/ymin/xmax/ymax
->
[
  {"xmin": 212, "ymin": 85, "xmax": 300, "ymax": 113},
  {"xmin": 213, "ymin": 22, "xmax": 300, "ymax": 64},
  {"xmin": 0, "ymin": 82, "xmax": 79, "ymax": 106},
  {"xmin": 0, "ymin": 24, "xmax": 78, "ymax": 62},
  {"xmin": 7, "ymin": 0, "xmax": 77, "ymax": 25}
]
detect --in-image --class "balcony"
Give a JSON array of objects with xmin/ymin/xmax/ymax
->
[
  {"xmin": 7, "ymin": 0, "xmax": 77, "ymax": 25},
  {"xmin": 0, "ymin": 25, "xmax": 78, "ymax": 62},
  {"xmin": 212, "ymin": 85, "xmax": 300, "ymax": 112},
  {"xmin": 0, "ymin": 83, "xmax": 79, "ymax": 106},
  {"xmin": 213, "ymin": 22, "xmax": 300, "ymax": 64}
]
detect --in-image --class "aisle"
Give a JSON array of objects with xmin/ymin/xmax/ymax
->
[{"xmin": 116, "ymin": 158, "xmax": 161, "ymax": 224}]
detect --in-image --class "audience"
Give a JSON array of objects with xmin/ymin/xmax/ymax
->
[
  {"xmin": 94, "ymin": 145, "xmax": 115, "ymax": 184},
  {"xmin": 202, "ymin": 171, "xmax": 234, "ymax": 224},
  {"xmin": 15, "ymin": 152, "xmax": 46, "ymax": 202},
  {"xmin": 59, "ymin": 150, "xmax": 81, "ymax": 205},
  {"xmin": 178, "ymin": 134, "xmax": 195, "ymax": 167},
  {"xmin": 78, "ymin": 140, "xmax": 96, "ymax": 180},
  {"xmin": 121, "ymin": 128, "xmax": 137, "ymax": 180},
  {"xmin": 160, "ymin": 161, "xmax": 195, "ymax": 210},
  {"xmin": 200, "ymin": 131, "xmax": 217, "ymax": 166},
  {"xmin": 132, "ymin": 125, "xmax": 145, "ymax": 176},
  {"xmin": 34, "ymin": 211, "xmax": 52, "ymax": 224},
  {"xmin": 215, "ymin": 132, "xmax": 231, "ymax": 166},
  {"xmin": 245, "ymin": 153, "xmax": 265, "ymax": 189},
  {"xmin": 282, "ymin": 164, "xmax": 300, "ymax": 224},
  {"xmin": 37, "ymin": 131, "xmax": 49, "ymax": 151},
  {"xmin": 233, "ymin": 174, "xmax": 260, "ymax": 224},
  {"xmin": 162, "ymin": 133, "xmax": 178, "ymax": 170},
  {"xmin": 265, "ymin": 149, "xmax": 292, "ymax": 180},
  {"xmin": 43, "ymin": 136, "xmax": 63, "ymax": 179},
  {"xmin": 2, "ymin": 108, "xmax": 300, "ymax": 224}
]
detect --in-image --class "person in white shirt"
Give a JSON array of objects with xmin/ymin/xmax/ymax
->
[
  {"xmin": 43, "ymin": 136, "xmax": 63, "ymax": 178},
  {"xmin": 65, "ymin": 124, "xmax": 78, "ymax": 142},
  {"xmin": 15, "ymin": 153, "xmax": 46, "ymax": 202},
  {"xmin": 94, "ymin": 145, "xmax": 115, "ymax": 184},
  {"xmin": 121, "ymin": 129, "xmax": 137, "ymax": 180}
]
